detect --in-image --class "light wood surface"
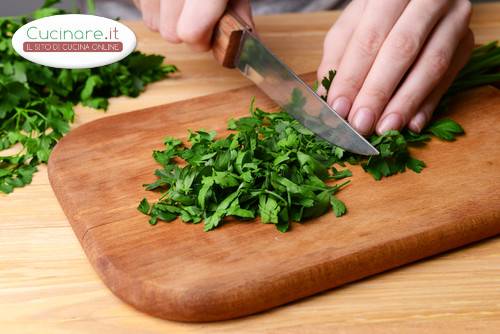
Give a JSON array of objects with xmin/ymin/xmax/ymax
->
[
  {"xmin": 48, "ymin": 73, "xmax": 500, "ymax": 322},
  {"xmin": 1, "ymin": 3, "xmax": 500, "ymax": 332}
]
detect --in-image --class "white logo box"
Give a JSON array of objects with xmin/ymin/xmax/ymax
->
[{"xmin": 12, "ymin": 14, "xmax": 137, "ymax": 69}]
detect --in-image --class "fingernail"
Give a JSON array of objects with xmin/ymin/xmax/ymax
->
[
  {"xmin": 409, "ymin": 113, "xmax": 426, "ymax": 133},
  {"xmin": 352, "ymin": 108, "xmax": 375, "ymax": 135},
  {"xmin": 332, "ymin": 96, "xmax": 351, "ymax": 118},
  {"xmin": 377, "ymin": 113, "xmax": 403, "ymax": 135}
]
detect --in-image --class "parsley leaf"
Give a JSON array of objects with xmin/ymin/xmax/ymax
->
[
  {"xmin": 137, "ymin": 198, "xmax": 151, "ymax": 215},
  {"xmin": 425, "ymin": 119, "xmax": 464, "ymax": 141},
  {"xmin": 330, "ymin": 196, "xmax": 347, "ymax": 217}
]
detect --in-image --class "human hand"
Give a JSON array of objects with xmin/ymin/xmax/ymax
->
[
  {"xmin": 317, "ymin": 0, "xmax": 474, "ymax": 135},
  {"xmin": 133, "ymin": 0, "xmax": 254, "ymax": 52}
]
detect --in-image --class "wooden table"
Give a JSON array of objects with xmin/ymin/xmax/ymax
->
[{"xmin": 1, "ymin": 4, "xmax": 499, "ymax": 333}]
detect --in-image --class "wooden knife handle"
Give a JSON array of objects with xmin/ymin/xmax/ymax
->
[{"xmin": 212, "ymin": 11, "xmax": 251, "ymax": 68}]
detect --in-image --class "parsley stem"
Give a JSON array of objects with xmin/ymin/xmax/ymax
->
[
  {"xmin": 24, "ymin": 108, "xmax": 48, "ymax": 121},
  {"xmin": 86, "ymin": 0, "xmax": 96, "ymax": 14},
  {"xmin": 264, "ymin": 190, "xmax": 288, "ymax": 205}
]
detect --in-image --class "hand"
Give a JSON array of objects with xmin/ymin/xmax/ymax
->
[
  {"xmin": 317, "ymin": 0, "xmax": 474, "ymax": 135},
  {"xmin": 133, "ymin": 0, "xmax": 254, "ymax": 52}
]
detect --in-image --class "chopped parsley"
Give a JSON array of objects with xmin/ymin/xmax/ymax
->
[{"xmin": 140, "ymin": 42, "xmax": 500, "ymax": 232}]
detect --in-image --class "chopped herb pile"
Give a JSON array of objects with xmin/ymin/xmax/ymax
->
[
  {"xmin": 139, "ymin": 99, "xmax": 351, "ymax": 232},
  {"xmin": 140, "ymin": 41, "xmax": 500, "ymax": 232},
  {"xmin": 0, "ymin": 0, "xmax": 178, "ymax": 194}
]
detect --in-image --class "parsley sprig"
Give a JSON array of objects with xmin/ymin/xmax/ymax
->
[
  {"xmin": 347, "ymin": 40, "xmax": 500, "ymax": 180},
  {"xmin": 140, "ymin": 41, "xmax": 499, "ymax": 232},
  {"xmin": 0, "ymin": 0, "xmax": 178, "ymax": 194}
]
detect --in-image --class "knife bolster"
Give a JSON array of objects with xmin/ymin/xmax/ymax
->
[{"xmin": 212, "ymin": 11, "xmax": 251, "ymax": 68}]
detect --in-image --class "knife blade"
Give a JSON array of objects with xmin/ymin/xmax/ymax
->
[{"xmin": 212, "ymin": 13, "xmax": 379, "ymax": 156}]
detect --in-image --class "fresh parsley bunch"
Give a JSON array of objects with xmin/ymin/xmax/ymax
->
[
  {"xmin": 0, "ymin": 0, "xmax": 178, "ymax": 194},
  {"xmin": 349, "ymin": 41, "xmax": 500, "ymax": 180},
  {"xmin": 140, "ymin": 41, "xmax": 500, "ymax": 232}
]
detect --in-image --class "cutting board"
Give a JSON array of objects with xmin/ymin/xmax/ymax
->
[{"xmin": 48, "ymin": 73, "xmax": 500, "ymax": 322}]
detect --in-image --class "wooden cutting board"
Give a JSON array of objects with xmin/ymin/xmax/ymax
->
[{"xmin": 48, "ymin": 73, "xmax": 500, "ymax": 322}]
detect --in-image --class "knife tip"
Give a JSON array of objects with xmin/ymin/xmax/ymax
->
[{"xmin": 349, "ymin": 144, "xmax": 379, "ymax": 156}]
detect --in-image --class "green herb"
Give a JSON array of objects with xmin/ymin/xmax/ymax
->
[
  {"xmin": 140, "ymin": 99, "xmax": 350, "ymax": 232},
  {"xmin": 319, "ymin": 69, "xmax": 336, "ymax": 101},
  {"xmin": 316, "ymin": 70, "xmax": 467, "ymax": 180},
  {"xmin": 425, "ymin": 119, "xmax": 464, "ymax": 141},
  {"xmin": 0, "ymin": 0, "xmax": 178, "ymax": 194},
  {"xmin": 140, "ymin": 42, "xmax": 499, "ymax": 232},
  {"xmin": 86, "ymin": 0, "xmax": 96, "ymax": 14}
]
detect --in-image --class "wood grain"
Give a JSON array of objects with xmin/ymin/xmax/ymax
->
[
  {"xmin": 212, "ymin": 11, "xmax": 250, "ymax": 68},
  {"xmin": 1, "ymin": 4, "xmax": 500, "ymax": 332},
  {"xmin": 47, "ymin": 72, "xmax": 500, "ymax": 322}
]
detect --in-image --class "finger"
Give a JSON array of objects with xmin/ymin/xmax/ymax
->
[
  {"xmin": 376, "ymin": 0, "xmax": 472, "ymax": 134},
  {"xmin": 316, "ymin": 0, "xmax": 366, "ymax": 97},
  {"xmin": 177, "ymin": 0, "xmax": 229, "ymax": 52},
  {"xmin": 229, "ymin": 0, "xmax": 255, "ymax": 31},
  {"xmin": 139, "ymin": 0, "xmax": 161, "ymax": 31},
  {"xmin": 326, "ymin": 0, "xmax": 410, "ymax": 119},
  {"xmin": 408, "ymin": 29, "xmax": 474, "ymax": 133},
  {"xmin": 348, "ymin": 0, "xmax": 452, "ymax": 135},
  {"xmin": 159, "ymin": 0, "xmax": 185, "ymax": 43}
]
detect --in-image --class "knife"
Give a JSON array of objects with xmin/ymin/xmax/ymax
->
[{"xmin": 211, "ymin": 12, "xmax": 379, "ymax": 156}]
